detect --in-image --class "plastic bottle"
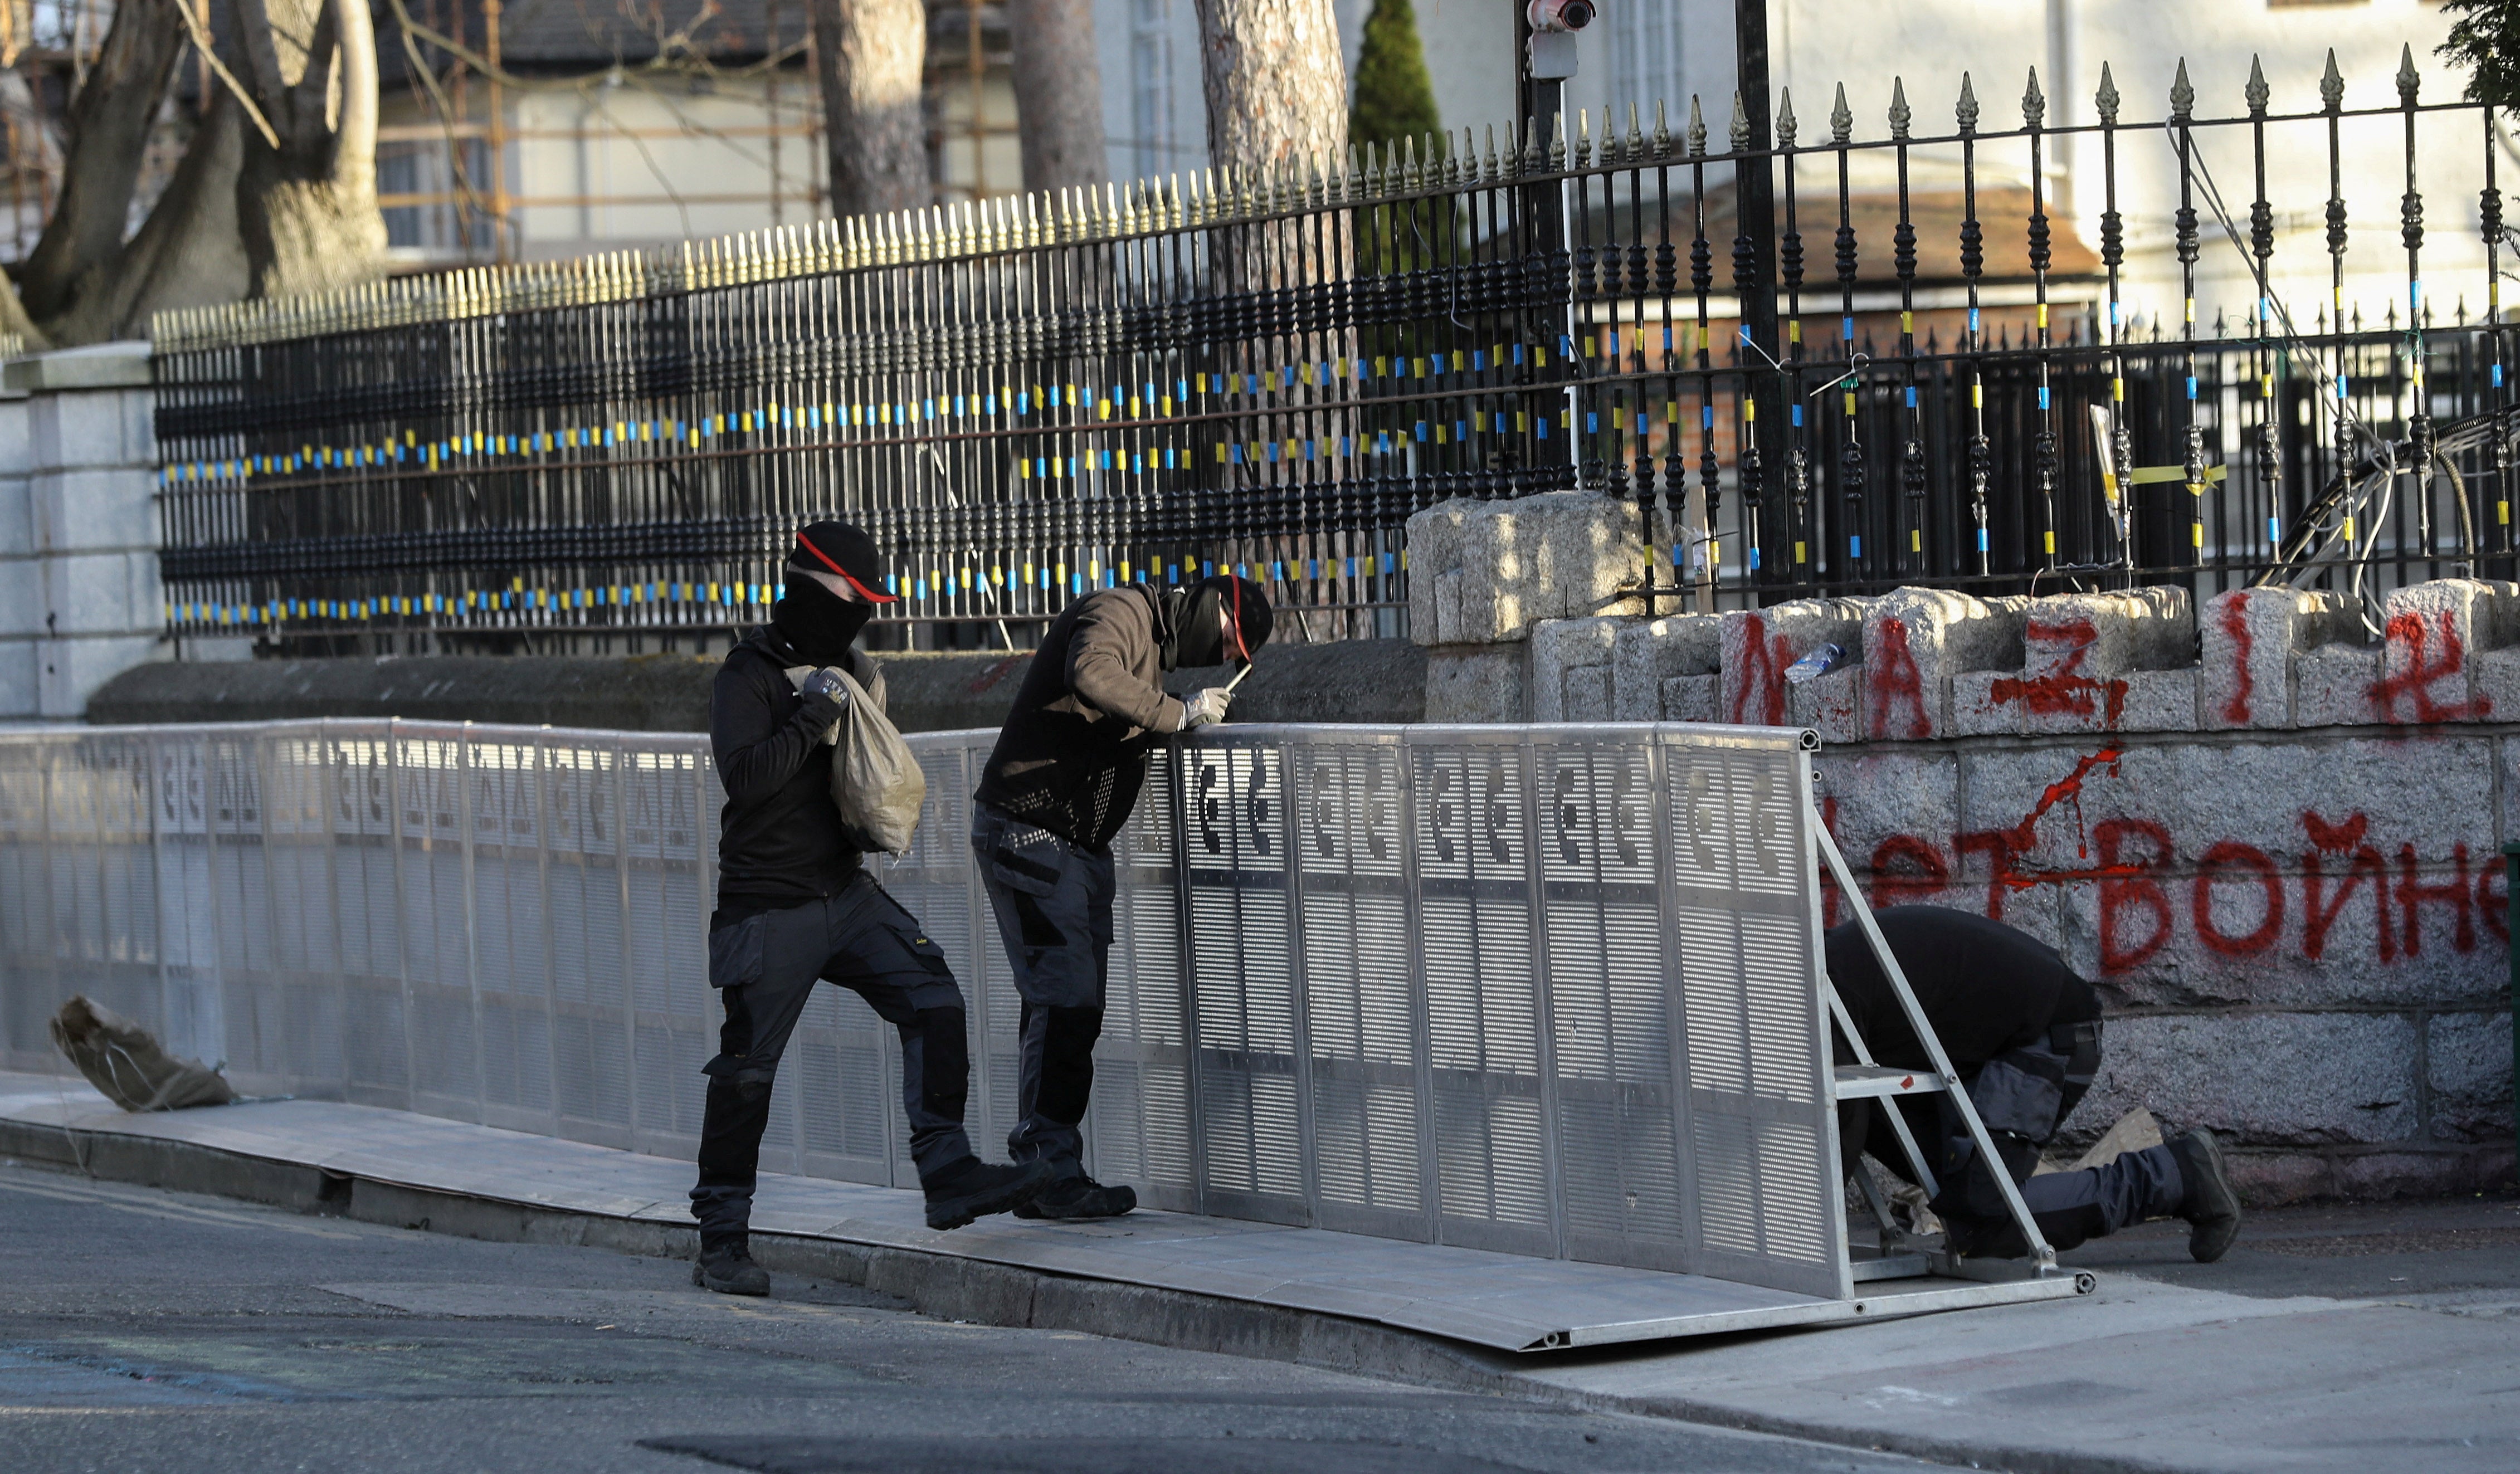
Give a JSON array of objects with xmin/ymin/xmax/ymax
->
[{"xmin": 1782, "ymin": 641, "xmax": 1844, "ymax": 686}]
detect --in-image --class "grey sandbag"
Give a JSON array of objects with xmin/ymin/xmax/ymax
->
[
  {"xmin": 784, "ymin": 658, "xmax": 927, "ymax": 857},
  {"xmin": 49, "ymin": 995, "xmax": 234, "ymax": 1111}
]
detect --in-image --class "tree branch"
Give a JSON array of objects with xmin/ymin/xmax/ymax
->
[{"xmin": 179, "ymin": 0, "xmax": 284, "ymax": 149}]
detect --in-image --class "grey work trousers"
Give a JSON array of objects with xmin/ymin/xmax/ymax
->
[
  {"xmin": 689, "ymin": 874, "xmax": 973, "ymax": 1242},
  {"xmin": 971, "ymin": 803, "xmax": 1115, "ymax": 1181}
]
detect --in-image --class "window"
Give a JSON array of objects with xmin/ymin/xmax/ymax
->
[
  {"xmin": 1130, "ymin": 0, "xmax": 1175, "ymax": 181},
  {"xmin": 1610, "ymin": 0, "xmax": 1683, "ymax": 124}
]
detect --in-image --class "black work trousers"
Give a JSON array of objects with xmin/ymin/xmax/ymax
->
[
  {"xmin": 690, "ymin": 874, "xmax": 973, "ymax": 1242},
  {"xmin": 1848, "ymin": 1031, "xmax": 2187, "ymax": 1256},
  {"xmin": 971, "ymin": 803, "xmax": 1114, "ymax": 1181}
]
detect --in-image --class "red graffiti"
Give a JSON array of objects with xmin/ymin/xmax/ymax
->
[
  {"xmin": 2192, "ymin": 841, "xmax": 2284, "ymax": 955},
  {"xmin": 2094, "ymin": 818, "xmax": 2176, "ymax": 973},
  {"xmin": 2217, "ymin": 595, "xmax": 2255, "ymax": 726},
  {"xmin": 2397, "ymin": 842, "xmax": 2477, "ymax": 956},
  {"xmin": 1844, "ymin": 816, "xmax": 2494, "ymax": 972},
  {"xmin": 1954, "ymin": 829, "xmax": 2029, "ymax": 920},
  {"xmin": 2001, "ymin": 745, "xmax": 2125, "ymax": 861},
  {"xmin": 1729, "ymin": 613, "xmax": 1791, "ymax": 726},
  {"xmin": 2303, "ymin": 811, "xmax": 2397, "ymax": 962},
  {"xmin": 1870, "ymin": 834, "xmax": 1950, "ymax": 907},
  {"xmin": 1866, "ymin": 617, "xmax": 1932, "ymax": 739},
  {"xmin": 1988, "ymin": 617, "xmax": 2129, "ymax": 726},
  {"xmin": 2371, "ymin": 611, "xmax": 2491, "ymax": 723}
]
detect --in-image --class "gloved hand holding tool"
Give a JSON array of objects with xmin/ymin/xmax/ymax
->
[{"xmin": 1182, "ymin": 653, "xmax": 1255, "ymax": 730}]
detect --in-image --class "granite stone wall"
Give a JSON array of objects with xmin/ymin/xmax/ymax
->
[{"xmin": 1466, "ymin": 484, "xmax": 2518, "ymax": 1202}]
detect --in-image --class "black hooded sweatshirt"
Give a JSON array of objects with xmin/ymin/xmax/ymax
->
[
  {"xmin": 710, "ymin": 627, "xmax": 883, "ymax": 921},
  {"xmin": 1825, "ymin": 906, "xmax": 2100, "ymax": 1071},
  {"xmin": 973, "ymin": 584, "xmax": 1189, "ymax": 850}
]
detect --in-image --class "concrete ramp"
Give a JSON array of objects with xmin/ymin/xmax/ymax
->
[{"xmin": 0, "ymin": 1076, "xmax": 2082, "ymax": 1353}]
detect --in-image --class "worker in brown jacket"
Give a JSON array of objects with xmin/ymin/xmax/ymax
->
[{"xmin": 971, "ymin": 574, "xmax": 1273, "ymax": 1217}]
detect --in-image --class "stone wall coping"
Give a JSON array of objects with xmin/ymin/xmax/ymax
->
[{"xmin": 2, "ymin": 341, "xmax": 153, "ymax": 393}]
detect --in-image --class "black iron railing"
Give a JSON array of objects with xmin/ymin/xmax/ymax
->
[{"xmin": 150, "ymin": 48, "xmax": 2520, "ymax": 651}]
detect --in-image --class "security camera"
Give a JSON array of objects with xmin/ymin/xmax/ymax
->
[{"xmin": 1527, "ymin": 0, "xmax": 1595, "ymax": 33}]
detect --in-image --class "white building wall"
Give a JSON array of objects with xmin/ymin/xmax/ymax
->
[{"xmin": 1533, "ymin": 0, "xmax": 2481, "ymax": 329}]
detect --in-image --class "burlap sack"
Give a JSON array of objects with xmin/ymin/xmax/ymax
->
[
  {"xmin": 783, "ymin": 659, "xmax": 927, "ymax": 857},
  {"xmin": 49, "ymin": 995, "xmax": 234, "ymax": 1111}
]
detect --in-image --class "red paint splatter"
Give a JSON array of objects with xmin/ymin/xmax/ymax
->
[
  {"xmin": 2217, "ymin": 594, "xmax": 2255, "ymax": 726},
  {"xmin": 1870, "ymin": 834, "xmax": 1949, "ymax": 907},
  {"xmin": 2482, "ymin": 863, "xmax": 2511, "ymax": 945},
  {"xmin": 2303, "ymin": 811, "xmax": 2396, "ymax": 962},
  {"xmin": 2000, "ymin": 745, "xmax": 2124, "ymax": 862},
  {"xmin": 2371, "ymin": 611, "xmax": 2490, "ymax": 724},
  {"xmin": 2397, "ymin": 842, "xmax": 2477, "ymax": 956},
  {"xmin": 1728, "ymin": 613, "xmax": 1790, "ymax": 726},
  {"xmin": 2193, "ymin": 841, "xmax": 2283, "ymax": 955},
  {"xmin": 1865, "ymin": 618, "xmax": 1932, "ymax": 739},
  {"xmin": 1954, "ymin": 829, "xmax": 2029, "ymax": 919},
  {"xmin": 1987, "ymin": 617, "xmax": 2128, "ymax": 727}
]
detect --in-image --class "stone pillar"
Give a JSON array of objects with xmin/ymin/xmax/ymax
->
[
  {"xmin": 1, "ymin": 343, "xmax": 167, "ymax": 719},
  {"xmin": 1407, "ymin": 490, "xmax": 1645, "ymax": 723}
]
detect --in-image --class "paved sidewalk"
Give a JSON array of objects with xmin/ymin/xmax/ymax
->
[{"xmin": 6, "ymin": 1068, "xmax": 2514, "ymax": 1473}]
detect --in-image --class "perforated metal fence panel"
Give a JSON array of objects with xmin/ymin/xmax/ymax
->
[{"xmin": 0, "ymin": 718, "xmax": 1843, "ymax": 1298}]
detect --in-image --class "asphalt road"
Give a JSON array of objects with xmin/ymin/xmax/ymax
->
[
  {"xmin": 2058, "ymin": 1187, "xmax": 2520, "ymax": 1307},
  {"xmin": 0, "ymin": 1158, "xmax": 1929, "ymax": 1474}
]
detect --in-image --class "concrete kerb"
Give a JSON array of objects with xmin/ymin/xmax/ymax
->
[{"xmin": 0, "ymin": 1102, "xmax": 2198, "ymax": 1474}]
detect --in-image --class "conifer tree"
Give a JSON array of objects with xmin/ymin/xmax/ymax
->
[{"xmin": 1348, "ymin": 0, "xmax": 1440, "ymax": 153}]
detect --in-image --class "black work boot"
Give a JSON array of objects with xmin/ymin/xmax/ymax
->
[
  {"xmin": 2169, "ymin": 1128, "xmax": 2242, "ymax": 1263},
  {"xmin": 1015, "ymin": 1173, "xmax": 1137, "ymax": 1221},
  {"xmin": 693, "ymin": 1236, "xmax": 770, "ymax": 1296},
  {"xmin": 923, "ymin": 1156, "xmax": 1052, "ymax": 1231}
]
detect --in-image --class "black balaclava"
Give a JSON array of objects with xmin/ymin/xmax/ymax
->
[
  {"xmin": 771, "ymin": 574, "xmax": 873, "ymax": 665},
  {"xmin": 1171, "ymin": 575, "xmax": 1275, "ymax": 670}
]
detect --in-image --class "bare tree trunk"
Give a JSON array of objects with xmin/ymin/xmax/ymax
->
[
  {"xmin": 813, "ymin": 0, "xmax": 929, "ymax": 217},
  {"xmin": 46, "ymin": 99, "xmax": 247, "ymax": 346},
  {"xmin": 232, "ymin": 0, "xmax": 384, "ymax": 300},
  {"xmin": 16, "ymin": 0, "xmax": 187, "ymax": 321},
  {"xmin": 1006, "ymin": 0, "xmax": 1109, "ymax": 192},
  {"xmin": 1193, "ymin": 0, "xmax": 1347, "ymax": 180}
]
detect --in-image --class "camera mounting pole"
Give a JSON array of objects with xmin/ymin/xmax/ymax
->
[
  {"xmin": 1736, "ymin": 0, "xmax": 1782, "ymax": 588},
  {"xmin": 1518, "ymin": 1, "xmax": 1588, "ymax": 486}
]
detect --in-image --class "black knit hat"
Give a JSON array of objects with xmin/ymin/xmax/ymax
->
[{"xmin": 788, "ymin": 520, "xmax": 897, "ymax": 603}]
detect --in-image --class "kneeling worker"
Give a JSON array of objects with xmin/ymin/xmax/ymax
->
[
  {"xmin": 1830, "ymin": 906, "xmax": 2242, "ymax": 1263},
  {"xmin": 971, "ymin": 572, "xmax": 1274, "ymax": 1218},
  {"xmin": 691, "ymin": 521, "xmax": 1049, "ymax": 1295}
]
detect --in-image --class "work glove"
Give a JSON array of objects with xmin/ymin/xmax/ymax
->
[
  {"xmin": 799, "ymin": 666, "xmax": 852, "ymax": 708},
  {"xmin": 1180, "ymin": 687, "xmax": 1232, "ymax": 729}
]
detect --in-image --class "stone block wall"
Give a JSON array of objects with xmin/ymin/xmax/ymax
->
[
  {"xmin": 0, "ymin": 344, "xmax": 168, "ymax": 718},
  {"xmin": 1516, "ymin": 570, "xmax": 2518, "ymax": 1203}
]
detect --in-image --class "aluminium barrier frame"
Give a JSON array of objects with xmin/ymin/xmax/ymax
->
[{"xmin": 0, "ymin": 717, "xmax": 2082, "ymax": 1322}]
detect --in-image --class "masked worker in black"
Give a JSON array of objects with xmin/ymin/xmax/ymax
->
[
  {"xmin": 971, "ymin": 573, "xmax": 1274, "ymax": 1218},
  {"xmin": 691, "ymin": 521, "xmax": 1049, "ymax": 1296},
  {"xmin": 1830, "ymin": 907, "xmax": 2241, "ymax": 1263}
]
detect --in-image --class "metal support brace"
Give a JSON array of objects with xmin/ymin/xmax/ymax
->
[
  {"xmin": 1813, "ymin": 809, "xmax": 2061, "ymax": 1272},
  {"xmin": 1824, "ymin": 985, "xmax": 1942, "ymax": 1200}
]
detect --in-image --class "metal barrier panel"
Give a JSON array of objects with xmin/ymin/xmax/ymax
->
[
  {"xmin": 0, "ymin": 718, "xmax": 1842, "ymax": 1296},
  {"xmin": 1658, "ymin": 727, "xmax": 1845, "ymax": 1300}
]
